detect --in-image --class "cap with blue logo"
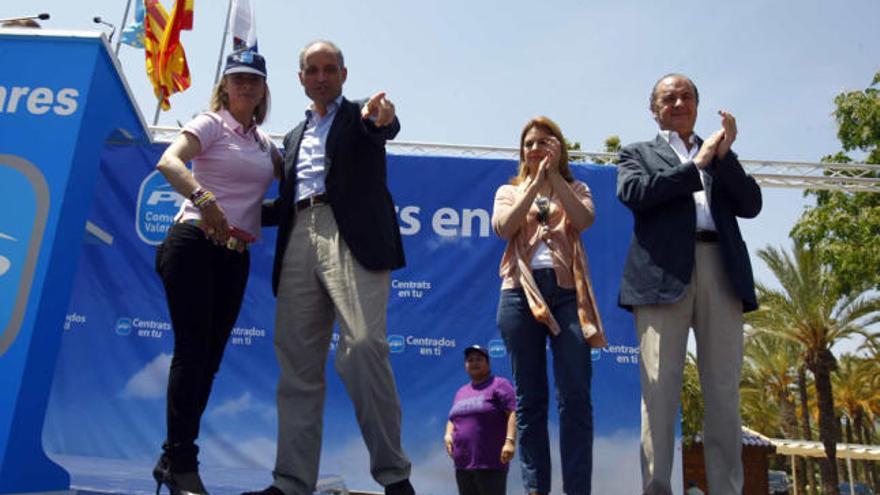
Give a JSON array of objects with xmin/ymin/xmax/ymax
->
[
  {"xmin": 224, "ymin": 50, "xmax": 267, "ymax": 78},
  {"xmin": 464, "ymin": 344, "xmax": 489, "ymax": 359}
]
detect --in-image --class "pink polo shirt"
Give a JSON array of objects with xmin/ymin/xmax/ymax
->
[{"xmin": 176, "ymin": 110, "xmax": 275, "ymax": 239}]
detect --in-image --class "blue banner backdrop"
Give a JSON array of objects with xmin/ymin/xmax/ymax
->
[{"xmin": 43, "ymin": 144, "xmax": 645, "ymax": 494}]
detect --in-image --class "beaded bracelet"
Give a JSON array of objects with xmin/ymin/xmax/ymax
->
[
  {"xmin": 190, "ymin": 186, "xmax": 207, "ymax": 202},
  {"xmin": 190, "ymin": 187, "xmax": 216, "ymax": 210},
  {"xmin": 195, "ymin": 193, "xmax": 216, "ymax": 209}
]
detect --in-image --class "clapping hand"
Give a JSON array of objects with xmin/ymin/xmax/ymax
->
[
  {"xmin": 693, "ymin": 110, "xmax": 738, "ymax": 168},
  {"xmin": 694, "ymin": 129, "xmax": 724, "ymax": 169},
  {"xmin": 536, "ymin": 135, "xmax": 561, "ymax": 180},
  {"xmin": 716, "ymin": 110, "xmax": 737, "ymax": 159},
  {"xmin": 361, "ymin": 91, "xmax": 396, "ymax": 126}
]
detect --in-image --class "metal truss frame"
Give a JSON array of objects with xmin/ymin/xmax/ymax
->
[{"xmin": 150, "ymin": 127, "xmax": 880, "ymax": 193}]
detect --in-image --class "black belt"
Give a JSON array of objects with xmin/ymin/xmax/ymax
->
[
  {"xmin": 295, "ymin": 193, "xmax": 328, "ymax": 212},
  {"xmin": 695, "ymin": 230, "xmax": 719, "ymax": 242}
]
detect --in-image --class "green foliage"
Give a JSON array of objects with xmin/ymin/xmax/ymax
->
[
  {"xmin": 748, "ymin": 242, "xmax": 880, "ymax": 360},
  {"xmin": 748, "ymin": 241, "xmax": 880, "ymax": 492},
  {"xmin": 680, "ymin": 352, "xmax": 703, "ymax": 446},
  {"xmin": 565, "ymin": 139, "xmax": 582, "ymax": 152},
  {"xmin": 740, "ymin": 329, "xmax": 801, "ymax": 438},
  {"xmin": 791, "ymin": 189, "xmax": 880, "ymax": 295},
  {"xmin": 597, "ymin": 135, "xmax": 622, "ymax": 165},
  {"xmin": 603, "ymin": 135, "xmax": 621, "ymax": 154},
  {"xmin": 832, "ymin": 354, "xmax": 878, "ymax": 428},
  {"xmin": 565, "ymin": 139, "xmax": 585, "ymax": 162},
  {"xmin": 833, "ymin": 72, "xmax": 880, "ymax": 163},
  {"xmin": 791, "ymin": 71, "xmax": 880, "ymax": 295},
  {"xmin": 566, "ymin": 135, "xmax": 622, "ymax": 164}
]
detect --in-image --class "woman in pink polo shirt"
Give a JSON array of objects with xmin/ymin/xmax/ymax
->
[
  {"xmin": 491, "ymin": 116, "xmax": 606, "ymax": 495},
  {"xmin": 152, "ymin": 51, "xmax": 280, "ymax": 495}
]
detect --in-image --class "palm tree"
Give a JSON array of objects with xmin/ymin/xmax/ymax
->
[
  {"xmin": 747, "ymin": 242, "xmax": 880, "ymax": 495},
  {"xmin": 797, "ymin": 364, "xmax": 819, "ymax": 495},
  {"xmin": 832, "ymin": 354, "xmax": 878, "ymax": 484},
  {"xmin": 741, "ymin": 329, "xmax": 800, "ymax": 437},
  {"xmin": 855, "ymin": 337, "xmax": 880, "ymax": 491},
  {"xmin": 740, "ymin": 329, "xmax": 805, "ymax": 481},
  {"xmin": 740, "ymin": 370, "xmax": 782, "ymax": 435}
]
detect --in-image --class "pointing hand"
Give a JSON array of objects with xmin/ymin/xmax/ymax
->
[{"xmin": 361, "ymin": 91, "xmax": 396, "ymax": 127}]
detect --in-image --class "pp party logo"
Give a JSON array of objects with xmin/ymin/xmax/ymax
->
[
  {"xmin": 0, "ymin": 155, "xmax": 50, "ymax": 356},
  {"xmin": 136, "ymin": 170, "xmax": 183, "ymax": 245},
  {"xmin": 115, "ymin": 317, "xmax": 133, "ymax": 336},
  {"xmin": 488, "ymin": 339, "xmax": 507, "ymax": 358},
  {"xmin": 387, "ymin": 334, "xmax": 406, "ymax": 353}
]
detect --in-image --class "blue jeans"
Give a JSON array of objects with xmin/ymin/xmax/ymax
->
[{"xmin": 497, "ymin": 269, "xmax": 593, "ymax": 495}]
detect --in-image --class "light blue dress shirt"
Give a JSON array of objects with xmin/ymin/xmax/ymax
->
[{"xmin": 294, "ymin": 95, "xmax": 343, "ymax": 202}]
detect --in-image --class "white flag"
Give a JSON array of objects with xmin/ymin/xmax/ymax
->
[{"xmin": 231, "ymin": 0, "xmax": 257, "ymax": 51}]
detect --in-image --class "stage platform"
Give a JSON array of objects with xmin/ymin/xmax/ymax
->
[{"xmin": 50, "ymin": 455, "xmax": 353, "ymax": 495}]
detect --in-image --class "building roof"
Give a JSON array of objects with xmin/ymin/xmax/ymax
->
[
  {"xmin": 692, "ymin": 427, "xmax": 775, "ymax": 449},
  {"xmin": 742, "ymin": 426, "xmax": 880, "ymax": 461}
]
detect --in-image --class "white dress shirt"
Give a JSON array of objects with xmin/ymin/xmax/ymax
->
[{"xmin": 659, "ymin": 130, "xmax": 717, "ymax": 232}]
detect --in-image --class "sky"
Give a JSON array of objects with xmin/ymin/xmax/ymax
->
[{"xmin": 13, "ymin": 0, "xmax": 880, "ymax": 346}]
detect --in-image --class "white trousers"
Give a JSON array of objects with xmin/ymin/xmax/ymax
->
[
  {"xmin": 272, "ymin": 204, "xmax": 411, "ymax": 495},
  {"xmin": 635, "ymin": 242, "xmax": 744, "ymax": 495}
]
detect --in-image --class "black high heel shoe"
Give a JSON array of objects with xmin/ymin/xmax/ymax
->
[{"xmin": 153, "ymin": 456, "xmax": 209, "ymax": 495}]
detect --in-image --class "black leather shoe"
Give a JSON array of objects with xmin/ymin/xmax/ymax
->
[
  {"xmin": 385, "ymin": 479, "xmax": 415, "ymax": 495},
  {"xmin": 241, "ymin": 486, "xmax": 285, "ymax": 495}
]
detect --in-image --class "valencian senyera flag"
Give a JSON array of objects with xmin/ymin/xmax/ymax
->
[{"xmin": 144, "ymin": 0, "xmax": 193, "ymax": 110}]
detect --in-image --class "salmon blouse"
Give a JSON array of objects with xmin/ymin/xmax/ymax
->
[{"xmin": 492, "ymin": 179, "xmax": 607, "ymax": 348}]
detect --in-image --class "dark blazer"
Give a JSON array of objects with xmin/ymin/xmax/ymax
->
[
  {"xmin": 263, "ymin": 97, "xmax": 405, "ymax": 295},
  {"xmin": 616, "ymin": 135, "xmax": 762, "ymax": 312}
]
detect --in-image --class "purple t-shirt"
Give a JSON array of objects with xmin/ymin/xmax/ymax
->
[{"xmin": 448, "ymin": 375, "xmax": 516, "ymax": 470}]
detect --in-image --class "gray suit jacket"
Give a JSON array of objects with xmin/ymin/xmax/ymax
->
[{"xmin": 616, "ymin": 135, "xmax": 762, "ymax": 312}]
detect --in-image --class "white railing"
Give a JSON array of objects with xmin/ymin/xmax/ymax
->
[{"xmin": 149, "ymin": 127, "xmax": 880, "ymax": 193}]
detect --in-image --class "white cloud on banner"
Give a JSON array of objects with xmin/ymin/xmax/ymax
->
[
  {"xmin": 316, "ymin": 438, "xmax": 375, "ymax": 491},
  {"xmin": 200, "ymin": 435, "xmax": 277, "ymax": 470},
  {"xmin": 312, "ymin": 430, "xmax": 642, "ymax": 493},
  {"xmin": 211, "ymin": 392, "xmax": 253, "ymax": 417},
  {"xmin": 120, "ymin": 352, "xmax": 171, "ymax": 399},
  {"xmin": 207, "ymin": 392, "xmax": 276, "ymax": 426},
  {"xmin": 409, "ymin": 444, "xmax": 459, "ymax": 494},
  {"xmin": 591, "ymin": 431, "xmax": 643, "ymax": 494}
]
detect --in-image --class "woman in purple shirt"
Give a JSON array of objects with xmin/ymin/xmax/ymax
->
[
  {"xmin": 152, "ymin": 51, "xmax": 280, "ymax": 495},
  {"xmin": 445, "ymin": 345, "xmax": 517, "ymax": 495}
]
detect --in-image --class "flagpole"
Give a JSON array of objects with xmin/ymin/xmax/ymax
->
[
  {"xmin": 152, "ymin": 99, "xmax": 162, "ymax": 126},
  {"xmin": 213, "ymin": 0, "xmax": 234, "ymax": 85},
  {"xmin": 115, "ymin": 0, "xmax": 134, "ymax": 55}
]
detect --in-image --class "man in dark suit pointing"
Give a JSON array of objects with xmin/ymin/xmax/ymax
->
[
  {"xmin": 248, "ymin": 40, "xmax": 413, "ymax": 495},
  {"xmin": 616, "ymin": 74, "xmax": 762, "ymax": 495}
]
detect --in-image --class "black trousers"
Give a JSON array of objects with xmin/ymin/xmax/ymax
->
[
  {"xmin": 155, "ymin": 223, "xmax": 249, "ymax": 472},
  {"xmin": 455, "ymin": 469, "xmax": 508, "ymax": 495}
]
